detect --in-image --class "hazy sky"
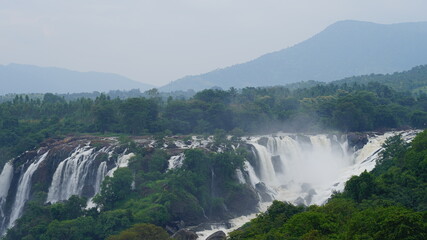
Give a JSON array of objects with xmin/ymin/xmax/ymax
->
[{"xmin": 1, "ymin": 0, "xmax": 427, "ymax": 86}]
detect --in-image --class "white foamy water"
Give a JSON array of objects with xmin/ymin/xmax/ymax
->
[
  {"xmin": 46, "ymin": 146, "xmax": 98, "ymax": 203},
  {"xmin": 0, "ymin": 143, "xmax": 135, "ymax": 235},
  {"xmin": 8, "ymin": 151, "xmax": 49, "ymax": 229},
  {"xmin": 0, "ymin": 162, "xmax": 14, "ymax": 225},
  {"xmin": 196, "ymin": 130, "xmax": 419, "ymax": 239},
  {"xmin": 167, "ymin": 153, "xmax": 185, "ymax": 170},
  {"xmin": 106, "ymin": 151, "xmax": 134, "ymax": 177}
]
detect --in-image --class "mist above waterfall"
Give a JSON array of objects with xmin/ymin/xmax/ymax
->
[
  {"xmin": 247, "ymin": 134, "xmax": 352, "ymax": 205},
  {"xmin": 196, "ymin": 130, "xmax": 419, "ymax": 239},
  {"xmin": 243, "ymin": 132, "xmax": 418, "ymax": 206}
]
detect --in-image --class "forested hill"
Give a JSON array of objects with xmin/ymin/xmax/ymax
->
[
  {"xmin": 0, "ymin": 64, "xmax": 153, "ymax": 94},
  {"xmin": 332, "ymin": 65, "xmax": 427, "ymax": 94},
  {"xmin": 160, "ymin": 20, "xmax": 427, "ymax": 92},
  {"xmin": 282, "ymin": 64, "xmax": 427, "ymax": 93}
]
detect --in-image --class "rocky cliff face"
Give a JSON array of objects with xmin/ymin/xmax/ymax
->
[
  {"xmin": 0, "ymin": 134, "xmax": 258, "ymax": 235},
  {"xmin": 0, "ymin": 136, "xmax": 133, "ymax": 234}
]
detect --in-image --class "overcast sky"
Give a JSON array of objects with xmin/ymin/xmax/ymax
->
[{"xmin": 1, "ymin": 0, "xmax": 427, "ymax": 86}]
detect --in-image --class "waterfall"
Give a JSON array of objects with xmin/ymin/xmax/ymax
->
[
  {"xmin": 211, "ymin": 168, "xmax": 215, "ymax": 197},
  {"xmin": 251, "ymin": 143, "xmax": 277, "ymax": 186},
  {"xmin": 0, "ymin": 162, "xmax": 13, "ymax": 228},
  {"xmin": 243, "ymin": 161, "xmax": 260, "ymax": 188},
  {"xmin": 196, "ymin": 130, "xmax": 419, "ymax": 239},
  {"xmin": 235, "ymin": 169, "xmax": 246, "ymax": 184},
  {"xmin": 8, "ymin": 151, "xmax": 49, "ymax": 228},
  {"xmin": 46, "ymin": 146, "xmax": 98, "ymax": 203},
  {"xmin": 245, "ymin": 134, "xmax": 357, "ymax": 205},
  {"xmin": 0, "ymin": 163, "xmax": 14, "ymax": 202},
  {"xmin": 106, "ymin": 152, "xmax": 134, "ymax": 177},
  {"xmin": 0, "ymin": 137, "xmax": 137, "ymax": 235},
  {"xmin": 167, "ymin": 153, "xmax": 185, "ymax": 170},
  {"xmin": 94, "ymin": 162, "xmax": 107, "ymax": 194},
  {"xmin": 46, "ymin": 145, "xmax": 134, "ymax": 204}
]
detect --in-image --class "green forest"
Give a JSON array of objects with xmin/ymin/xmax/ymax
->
[
  {"xmin": 335, "ymin": 65, "xmax": 427, "ymax": 94},
  {"xmin": 1, "ymin": 66, "xmax": 427, "ymax": 239},
  {"xmin": 1, "ymin": 70, "xmax": 427, "ymax": 167}
]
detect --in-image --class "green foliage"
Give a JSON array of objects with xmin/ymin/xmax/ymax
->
[
  {"xmin": 41, "ymin": 217, "xmax": 97, "ymax": 240},
  {"xmin": 229, "ymin": 201, "xmax": 304, "ymax": 239},
  {"xmin": 344, "ymin": 171, "xmax": 376, "ymax": 202},
  {"xmin": 2, "ymin": 70, "xmax": 427, "ymax": 238},
  {"xmin": 93, "ymin": 168, "xmax": 133, "ymax": 210},
  {"xmin": 49, "ymin": 195, "xmax": 87, "ymax": 220},
  {"xmin": 120, "ymin": 98, "xmax": 159, "ymax": 134},
  {"xmin": 107, "ymin": 223, "xmax": 169, "ymax": 240},
  {"xmin": 1, "ymin": 73, "xmax": 427, "ymax": 166},
  {"xmin": 335, "ymin": 65, "xmax": 427, "ymax": 94},
  {"xmin": 282, "ymin": 211, "xmax": 338, "ymax": 238},
  {"xmin": 347, "ymin": 206, "xmax": 426, "ymax": 240},
  {"xmin": 3, "ymin": 144, "xmax": 254, "ymax": 239},
  {"xmin": 94, "ymin": 209, "xmax": 134, "ymax": 239}
]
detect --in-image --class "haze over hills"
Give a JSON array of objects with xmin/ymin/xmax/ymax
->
[
  {"xmin": 0, "ymin": 64, "xmax": 153, "ymax": 95},
  {"xmin": 160, "ymin": 20, "xmax": 427, "ymax": 92}
]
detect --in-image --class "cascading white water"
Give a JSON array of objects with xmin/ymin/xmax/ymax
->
[
  {"xmin": 244, "ymin": 161, "xmax": 260, "ymax": 188},
  {"xmin": 0, "ymin": 138, "xmax": 136, "ymax": 235},
  {"xmin": 87, "ymin": 151, "xmax": 134, "ymax": 209},
  {"xmin": 0, "ymin": 162, "xmax": 13, "ymax": 226},
  {"xmin": 106, "ymin": 152, "xmax": 134, "ymax": 177},
  {"xmin": 249, "ymin": 133, "xmax": 410, "ymax": 205},
  {"xmin": 46, "ymin": 146, "xmax": 98, "ymax": 203},
  {"xmin": 8, "ymin": 151, "xmax": 49, "ymax": 228},
  {"xmin": 196, "ymin": 130, "xmax": 419, "ymax": 239},
  {"xmin": 94, "ymin": 162, "xmax": 107, "ymax": 194},
  {"xmin": 0, "ymin": 163, "xmax": 14, "ymax": 201},
  {"xmin": 47, "ymin": 145, "xmax": 135, "ymax": 204},
  {"xmin": 252, "ymin": 142, "xmax": 278, "ymax": 185},
  {"xmin": 167, "ymin": 153, "xmax": 185, "ymax": 170},
  {"xmin": 235, "ymin": 169, "xmax": 246, "ymax": 184},
  {"xmin": 250, "ymin": 134, "xmax": 356, "ymax": 205}
]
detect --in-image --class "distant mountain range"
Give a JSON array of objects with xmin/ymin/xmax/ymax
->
[
  {"xmin": 160, "ymin": 20, "xmax": 427, "ymax": 92},
  {"xmin": 3, "ymin": 20, "xmax": 427, "ymax": 95},
  {"xmin": 0, "ymin": 64, "xmax": 153, "ymax": 95}
]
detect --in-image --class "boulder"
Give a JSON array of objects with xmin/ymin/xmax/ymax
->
[
  {"xmin": 347, "ymin": 133, "xmax": 368, "ymax": 150},
  {"xmin": 255, "ymin": 182, "xmax": 274, "ymax": 202},
  {"xmin": 257, "ymin": 137, "xmax": 269, "ymax": 147},
  {"xmin": 226, "ymin": 185, "xmax": 259, "ymax": 216},
  {"xmin": 206, "ymin": 231, "xmax": 226, "ymax": 240},
  {"xmin": 271, "ymin": 155, "xmax": 283, "ymax": 173},
  {"xmin": 171, "ymin": 229, "xmax": 198, "ymax": 240}
]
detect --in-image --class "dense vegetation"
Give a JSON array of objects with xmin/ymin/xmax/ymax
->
[
  {"xmin": 229, "ymin": 131, "xmax": 427, "ymax": 239},
  {"xmin": 1, "ymin": 66, "xmax": 427, "ymax": 239},
  {"xmin": 7, "ymin": 124, "xmax": 426, "ymax": 240},
  {"xmin": 1, "ymin": 78, "xmax": 427, "ymax": 166},
  {"xmin": 3, "ymin": 136, "xmax": 254, "ymax": 240},
  {"xmin": 284, "ymin": 65, "xmax": 427, "ymax": 94},
  {"xmin": 0, "ymin": 88, "xmax": 195, "ymax": 104},
  {"xmin": 335, "ymin": 65, "xmax": 427, "ymax": 94}
]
